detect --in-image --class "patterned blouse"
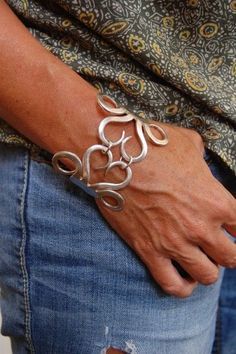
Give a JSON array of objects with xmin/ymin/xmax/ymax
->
[{"xmin": 1, "ymin": 0, "xmax": 236, "ymax": 174}]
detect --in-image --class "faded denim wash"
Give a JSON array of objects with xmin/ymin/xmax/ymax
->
[{"xmin": 0, "ymin": 143, "xmax": 235, "ymax": 354}]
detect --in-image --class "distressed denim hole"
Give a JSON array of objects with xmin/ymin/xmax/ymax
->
[{"xmin": 106, "ymin": 348, "xmax": 126, "ymax": 354}]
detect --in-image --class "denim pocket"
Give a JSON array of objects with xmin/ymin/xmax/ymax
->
[{"xmin": 203, "ymin": 148, "xmax": 236, "ymax": 197}]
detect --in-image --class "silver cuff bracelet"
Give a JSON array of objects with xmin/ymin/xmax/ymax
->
[{"xmin": 52, "ymin": 94, "xmax": 168, "ymax": 211}]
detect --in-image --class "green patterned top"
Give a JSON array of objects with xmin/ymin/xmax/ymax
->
[{"xmin": 2, "ymin": 0, "xmax": 236, "ymax": 174}]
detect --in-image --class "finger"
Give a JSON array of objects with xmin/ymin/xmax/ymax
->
[
  {"xmin": 220, "ymin": 195, "xmax": 236, "ymax": 237},
  {"xmin": 200, "ymin": 229, "xmax": 236, "ymax": 268},
  {"xmin": 204, "ymin": 181, "xmax": 236, "ymax": 238},
  {"xmin": 142, "ymin": 254, "xmax": 198, "ymax": 298},
  {"xmin": 221, "ymin": 196, "xmax": 236, "ymax": 237},
  {"xmin": 172, "ymin": 245, "xmax": 220, "ymax": 285},
  {"xmin": 216, "ymin": 181, "xmax": 236, "ymax": 218}
]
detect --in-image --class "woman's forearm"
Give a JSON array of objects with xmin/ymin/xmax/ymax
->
[
  {"xmin": 2, "ymin": 2, "xmax": 236, "ymax": 299},
  {"xmin": 0, "ymin": 1, "xmax": 104, "ymax": 155}
]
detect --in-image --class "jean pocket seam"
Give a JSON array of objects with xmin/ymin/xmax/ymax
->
[{"xmin": 19, "ymin": 149, "xmax": 36, "ymax": 354}]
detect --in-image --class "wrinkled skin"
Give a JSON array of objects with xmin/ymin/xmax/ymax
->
[
  {"xmin": 0, "ymin": 1, "xmax": 235, "ymax": 299},
  {"xmin": 97, "ymin": 123, "xmax": 236, "ymax": 298}
]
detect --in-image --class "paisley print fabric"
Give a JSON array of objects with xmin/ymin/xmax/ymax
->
[{"xmin": 1, "ymin": 0, "xmax": 236, "ymax": 174}]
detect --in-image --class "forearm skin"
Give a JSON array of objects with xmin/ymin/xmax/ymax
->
[{"xmin": 0, "ymin": 0, "xmax": 104, "ymax": 155}]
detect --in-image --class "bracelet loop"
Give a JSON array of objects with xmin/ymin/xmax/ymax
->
[{"xmin": 52, "ymin": 94, "xmax": 169, "ymax": 211}]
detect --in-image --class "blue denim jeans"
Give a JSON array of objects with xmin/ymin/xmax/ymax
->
[
  {"xmin": 207, "ymin": 152, "xmax": 236, "ymax": 354},
  {"xmin": 0, "ymin": 143, "xmax": 235, "ymax": 354}
]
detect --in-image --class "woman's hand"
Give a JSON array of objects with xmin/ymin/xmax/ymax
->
[
  {"xmin": 1, "ymin": 1, "xmax": 236, "ymax": 298},
  {"xmin": 96, "ymin": 123, "xmax": 236, "ymax": 297}
]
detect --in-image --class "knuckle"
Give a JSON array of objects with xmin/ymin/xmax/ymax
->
[
  {"xmin": 174, "ymin": 250, "xmax": 198, "ymax": 264},
  {"xmin": 131, "ymin": 237, "xmax": 147, "ymax": 252},
  {"xmin": 215, "ymin": 200, "xmax": 230, "ymax": 217},
  {"xmin": 195, "ymin": 229, "xmax": 213, "ymax": 247},
  {"xmin": 187, "ymin": 129, "xmax": 204, "ymax": 148},
  {"xmin": 184, "ymin": 221, "xmax": 209, "ymax": 244},
  {"xmin": 212, "ymin": 190, "xmax": 236, "ymax": 217},
  {"xmin": 160, "ymin": 235, "xmax": 183, "ymax": 255}
]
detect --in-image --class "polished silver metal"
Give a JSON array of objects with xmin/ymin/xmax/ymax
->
[
  {"xmin": 97, "ymin": 94, "xmax": 168, "ymax": 164},
  {"xmin": 97, "ymin": 190, "xmax": 124, "ymax": 211},
  {"xmin": 52, "ymin": 151, "xmax": 83, "ymax": 177},
  {"xmin": 82, "ymin": 144, "xmax": 113, "ymax": 182},
  {"xmin": 52, "ymin": 94, "xmax": 169, "ymax": 211}
]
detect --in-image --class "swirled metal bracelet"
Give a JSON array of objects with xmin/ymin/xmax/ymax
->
[{"xmin": 52, "ymin": 94, "xmax": 168, "ymax": 211}]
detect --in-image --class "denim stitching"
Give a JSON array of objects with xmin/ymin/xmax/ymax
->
[
  {"xmin": 216, "ymin": 300, "xmax": 222, "ymax": 354},
  {"xmin": 211, "ymin": 300, "xmax": 222, "ymax": 354},
  {"xmin": 19, "ymin": 149, "xmax": 35, "ymax": 354}
]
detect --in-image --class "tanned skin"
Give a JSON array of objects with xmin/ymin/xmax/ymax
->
[{"xmin": 0, "ymin": 1, "xmax": 236, "ymax": 307}]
